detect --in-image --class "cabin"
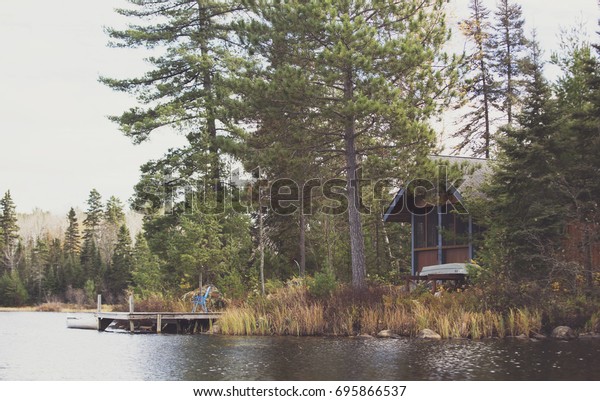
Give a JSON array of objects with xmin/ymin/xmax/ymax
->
[{"xmin": 383, "ymin": 156, "xmax": 487, "ymax": 275}]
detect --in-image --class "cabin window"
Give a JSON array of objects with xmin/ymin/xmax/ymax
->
[
  {"xmin": 441, "ymin": 205, "xmax": 469, "ymax": 246},
  {"xmin": 414, "ymin": 209, "xmax": 438, "ymax": 248}
]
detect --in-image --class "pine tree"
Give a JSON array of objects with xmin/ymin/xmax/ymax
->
[
  {"xmin": 31, "ymin": 236, "xmax": 50, "ymax": 303},
  {"xmin": 518, "ymin": 31, "xmax": 552, "ymax": 129},
  {"xmin": 487, "ymin": 32, "xmax": 561, "ymax": 282},
  {"xmin": 64, "ymin": 207, "xmax": 81, "ymax": 256},
  {"xmin": 489, "ymin": 0, "xmax": 527, "ymax": 126},
  {"xmin": 131, "ymin": 232, "xmax": 163, "ymax": 296},
  {"xmin": 104, "ymin": 196, "xmax": 125, "ymax": 226},
  {"xmin": 454, "ymin": 0, "xmax": 498, "ymax": 158},
  {"xmin": 551, "ymin": 31, "xmax": 600, "ymax": 290},
  {"xmin": 99, "ymin": 196, "xmax": 125, "ymax": 264},
  {"xmin": 82, "ymin": 189, "xmax": 103, "ymax": 241},
  {"xmin": 486, "ymin": 27, "xmax": 600, "ymax": 292},
  {"xmin": 81, "ymin": 189, "xmax": 104, "ymax": 288},
  {"xmin": 0, "ymin": 271, "xmax": 28, "ymax": 306},
  {"xmin": 244, "ymin": 0, "xmax": 459, "ymax": 288},
  {"xmin": 101, "ymin": 0, "xmax": 246, "ymax": 189},
  {"xmin": 45, "ymin": 238, "xmax": 64, "ymax": 296},
  {"xmin": 0, "ymin": 191, "xmax": 20, "ymax": 272},
  {"xmin": 108, "ymin": 224, "xmax": 133, "ymax": 298}
]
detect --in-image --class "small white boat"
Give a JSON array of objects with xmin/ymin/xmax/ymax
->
[
  {"xmin": 419, "ymin": 263, "xmax": 468, "ymax": 276},
  {"xmin": 66, "ymin": 314, "xmax": 98, "ymax": 330}
]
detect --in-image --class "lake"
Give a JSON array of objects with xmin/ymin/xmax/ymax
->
[{"xmin": 0, "ymin": 312, "xmax": 599, "ymax": 380}]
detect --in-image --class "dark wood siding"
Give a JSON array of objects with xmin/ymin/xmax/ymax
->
[
  {"xmin": 415, "ymin": 249, "xmax": 439, "ymax": 273},
  {"xmin": 443, "ymin": 247, "xmax": 470, "ymax": 264}
]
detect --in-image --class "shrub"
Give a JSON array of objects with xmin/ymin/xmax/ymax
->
[
  {"xmin": 307, "ymin": 270, "xmax": 337, "ymax": 298},
  {"xmin": 0, "ymin": 272, "xmax": 29, "ymax": 306}
]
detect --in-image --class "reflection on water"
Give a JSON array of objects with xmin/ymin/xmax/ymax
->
[{"xmin": 0, "ymin": 312, "xmax": 599, "ymax": 380}]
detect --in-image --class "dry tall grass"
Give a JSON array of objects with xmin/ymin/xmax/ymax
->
[{"xmin": 218, "ymin": 284, "xmax": 542, "ymax": 339}]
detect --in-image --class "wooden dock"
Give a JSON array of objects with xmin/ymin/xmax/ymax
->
[
  {"xmin": 96, "ymin": 295, "xmax": 221, "ymax": 334},
  {"xmin": 96, "ymin": 311, "xmax": 222, "ymax": 333}
]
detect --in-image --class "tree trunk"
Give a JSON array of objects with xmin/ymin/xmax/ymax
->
[
  {"xmin": 375, "ymin": 218, "xmax": 381, "ymax": 272},
  {"xmin": 504, "ymin": 22, "xmax": 513, "ymax": 126},
  {"xmin": 381, "ymin": 222, "xmax": 399, "ymax": 274},
  {"xmin": 476, "ymin": 20, "xmax": 491, "ymax": 159},
  {"xmin": 325, "ymin": 215, "xmax": 333, "ymax": 273},
  {"xmin": 583, "ymin": 224, "xmax": 594, "ymax": 291},
  {"xmin": 259, "ymin": 200, "xmax": 265, "ymax": 295},
  {"xmin": 198, "ymin": 4, "xmax": 220, "ymax": 184},
  {"xmin": 299, "ymin": 213, "xmax": 306, "ymax": 277},
  {"xmin": 344, "ymin": 69, "xmax": 367, "ymax": 289}
]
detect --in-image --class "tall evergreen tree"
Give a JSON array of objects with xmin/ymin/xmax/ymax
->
[
  {"xmin": 243, "ymin": 0, "xmax": 458, "ymax": 288},
  {"xmin": 486, "ymin": 33, "xmax": 561, "ymax": 282},
  {"xmin": 82, "ymin": 189, "xmax": 103, "ymax": 242},
  {"xmin": 551, "ymin": 32, "xmax": 600, "ymax": 290},
  {"xmin": 45, "ymin": 238, "xmax": 65, "ymax": 297},
  {"xmin": 108, "ymin": 224, "xmax": 133, "ymax": 298},
  {"xmin": 104, "ymin": 196, "xmax": 125, "ymax": 226},
  {"xmin": 64, "ymin": 207, "xmax": 81, "ymax": 256},
  {"xmin": 454, "ymin": 0, "xmax": 498, "ymax": 158},
  {"xmin": 101, "ymin": 0, "xmax": 246, "ymax": 192},
  {"xmin": 518, "ymin": 31, "xmax": 551, "ymax": 129},
  {"xmin": 131, "ymin": 232, "xmax": 163, "ymax": 296},
  {"xmin": 99, "ymin": 196, "xmax": 126, "ymax": 264},
  {"xmin": 486, "ymin": 26, "xmax": 600, "ymax": 293},
  {"xmin": 81, "ymin": 189, "xmax": 104, "ymax": 288},
  {"xmin": 0, "ymin": 191, "xmax": 20, "ymax": 272},
  {"xmin": 489, "ymin": 0, "xmax": 527, "ymax": 126},
  {"xmin": 30, "ymin": 236, "xmax": 50, "ymax": 303}
]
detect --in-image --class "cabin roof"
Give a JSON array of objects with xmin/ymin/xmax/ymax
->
[{"xmin": 383, "ymin": 155, "xmax": 490, "ymax": 223}]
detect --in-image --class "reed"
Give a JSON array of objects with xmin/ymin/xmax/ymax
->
[
  {"xmin": 217, "ymin": 284, "xmax": 544, "ymax": 339},
  {"xmin": 586, "ymin": 312, "xmax": 600, "ymax": 333},
  {"xmin": 507, "ymin": 309, "xmax": 517, "ymax": 337},
  {"xmin": 515, "ymin": 308, "xmax": 542, "ymax": 336},
  {"xmin": 219, "ymin": 307, "xmax": 259, "ymax": 335},
  {"xmin": 490, "ymin": 312, "xmax": 506, "ymax": 338}
]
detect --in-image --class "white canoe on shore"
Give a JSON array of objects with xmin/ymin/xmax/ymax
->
[
  {"xmin": 66, "ymin": 314, "xmax": 98, "ymax": 330},
  {"xmin": 419, "ymin": 263, "xmax": 469, "ymax": 276}
]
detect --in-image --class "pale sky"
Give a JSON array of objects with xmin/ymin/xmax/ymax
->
[{"xmin": 0, "ymin": 0, "xmax": 598, "ymax": 214}]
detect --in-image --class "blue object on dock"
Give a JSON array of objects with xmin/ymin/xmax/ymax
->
[{"xmin": 192, "ymin": 286, "xmax": 212, "ymax": 313}]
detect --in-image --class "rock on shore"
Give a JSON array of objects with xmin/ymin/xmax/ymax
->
[
  {"xmin": 551, "ymin": 326, "xmax": 577, "ymax": 340},
  {"xmin": 377, "ymin": 329, "xmax": 401, "ymax": 339},
  {"xmin": 417, "ymin": 329, "xmax": 441, "ymax": 340}
]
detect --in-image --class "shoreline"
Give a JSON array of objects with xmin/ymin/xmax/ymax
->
[
  {"xmin": 0, "ymin": 304, "xmax": 112, "ymax": 313},
  {"xmin": 2, "ymin": 307, "xmax": 599, "ymax": 341}
]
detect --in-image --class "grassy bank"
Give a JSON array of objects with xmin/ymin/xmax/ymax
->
[{"xmin": 217, "ymin": 283, "xmax": 597, "ymax": 339}]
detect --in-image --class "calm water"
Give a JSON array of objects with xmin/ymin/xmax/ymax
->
[{"xmin": 0, "ymin": 312, "xmax": 599, "ymax": 380}]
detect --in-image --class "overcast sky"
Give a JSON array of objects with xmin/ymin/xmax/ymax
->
[{"xmin": 0, "ymin": 0, "xmax": 599, "ymax": 214}]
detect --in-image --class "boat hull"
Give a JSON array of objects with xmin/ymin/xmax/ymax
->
[
  {"xmin": 66, "ymin": 315, "xmax": 98, "ymax": 330},
  {"xmin": 419, "ymin": 263, "xmax": 468, "ymax": 276}
]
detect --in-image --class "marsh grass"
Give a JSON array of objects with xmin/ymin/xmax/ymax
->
[
  {"xmin": 586, "ymin": 312, "xmax": 600, "ymax": 333},
  {"xmin": 217, "ymin": 284, "xmax": 543, "ymax": 338}
]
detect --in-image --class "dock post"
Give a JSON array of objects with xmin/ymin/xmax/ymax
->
[
  {"xmin": 156, "ymin": 314, "xmax": 162, "ymax": 334},
  {"xmin": 128, "ymin": 295, "xmax": 135, "ymax": 333},
  {"xmin": 97, "ymin": 295, "xmax": 102, "ymax": 330}
]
